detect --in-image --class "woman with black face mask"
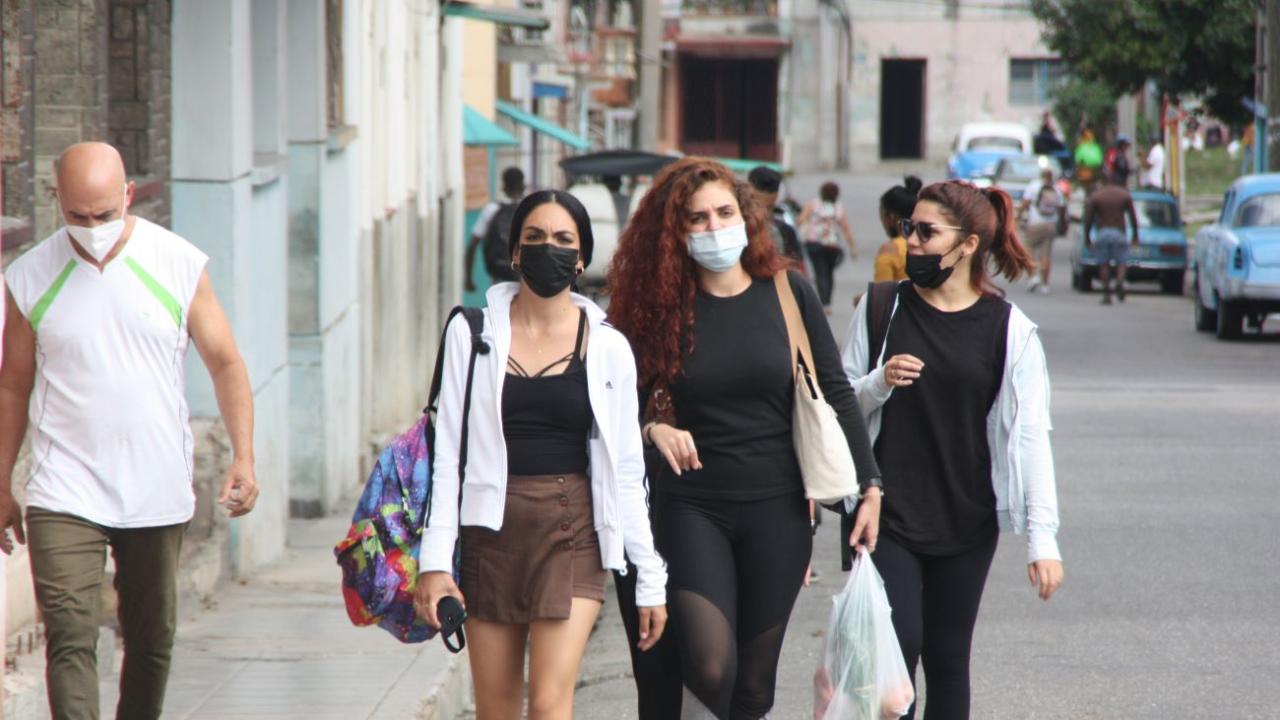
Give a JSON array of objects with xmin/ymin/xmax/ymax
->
[
  {"xmin": 841, "ymin": 181, "xmax": 1065, "ymax": 720},
  {"xmin": 414, "ymin": 190, "xmax": 668, "ymax": 720}
]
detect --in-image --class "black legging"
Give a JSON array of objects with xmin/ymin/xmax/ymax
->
[
  {"xmin": 614, "ymin": 560, "xmax": 683, "ymax": 719},
  {"xmin": 654, "ymin": 490, "xmax": 811, "ymax": 719},
  {"xmin": 872, "ymin": 533, "xmax": 999, "ymax": 720},
  {"xmin": 804, "ymin": 242, "xmax": 844, "ymax": 306}
]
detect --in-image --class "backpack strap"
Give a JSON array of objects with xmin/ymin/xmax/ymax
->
[
  {"xmin": 454, "ymin": 307, "xmax": 487, "ymax": 487},
  {"xmin": 865, "ymin": 281, "xmax": 899, "ymax": 374},
  {"xmin": 423, "ymin": 306, "xmax": 490, "ymax": 538}
]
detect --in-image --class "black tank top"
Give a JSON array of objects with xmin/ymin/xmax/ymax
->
[{"xmin": 502, "ymin": 310, "xmax": 594, "ymax": 476}]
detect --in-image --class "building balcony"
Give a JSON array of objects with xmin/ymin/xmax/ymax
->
[{"xmin": 681, "ymin": 0, "xmax": 778, "ymax": 17}]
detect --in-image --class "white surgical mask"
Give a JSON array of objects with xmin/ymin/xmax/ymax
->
[
  {"xmin": 64, "ymin": 191, "xmax": 128, "ymax": 262},
  {"xmin": 688, "ymin": 222, "xmax": 748, "ymax": 273}
]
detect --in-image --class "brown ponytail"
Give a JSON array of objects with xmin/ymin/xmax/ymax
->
[
  {"xmin": 982, "ymin": 187, "xmax": 1036, "ymax": 288},
  {"xmin": 918, "ymin": 181, "xmax": 1036, "ymax": 297}
]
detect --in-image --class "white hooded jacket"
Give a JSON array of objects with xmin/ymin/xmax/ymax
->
[
  {"xmin": 419, "ymin": 283, "xmax": 668, "ymax": 606},
  {"xmin": 841, "ymin": 288, "xmax": 1062, "ymax": 564}
]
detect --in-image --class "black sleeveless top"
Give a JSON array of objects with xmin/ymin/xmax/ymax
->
[{"xmin": 502, "ymin": 310, "xmax": 594, "ymax": 476}]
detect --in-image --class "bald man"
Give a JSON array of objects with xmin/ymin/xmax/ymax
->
[{"xmin": 0, "ymin": 142, "xmax": 257, "ymax": 718}]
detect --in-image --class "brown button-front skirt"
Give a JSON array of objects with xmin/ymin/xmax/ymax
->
[{"xmin": 459, "ymin": 472, "xmax": 607, "ymax": 624}]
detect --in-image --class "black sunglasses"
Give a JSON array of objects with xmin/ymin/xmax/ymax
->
[{"xmin": 899, "ymin": 218, "xmax": 966, "ymax": 243}]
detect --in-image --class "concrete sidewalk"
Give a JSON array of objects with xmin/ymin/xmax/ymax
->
[{"xmin": 7, "ymin": 512, "xmax": 473, "ymax": 720}]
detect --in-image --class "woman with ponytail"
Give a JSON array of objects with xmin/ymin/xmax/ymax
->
[
  {"xmin": 840, "ymin": 180, "xmax": 1063, "ymax": 719},
  {"xmin": 874, "ymin": 176, "xmax": 924, "ymax": 282}
]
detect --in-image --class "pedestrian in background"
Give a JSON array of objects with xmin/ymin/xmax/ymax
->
[
  {"xmin": 607, "ymin": 157, "xmax": 883, "ymax": 719},
  {"xmin": 414, "ymin": 190, "xmax": 667, "ymax": 720},
  {"xmin": 797, "ymin": 181, "xmax": 857, "ymax": 309},
  {"xmin": 0, "ymin": 142, "xmax": 259, "ymax": 719},
  {"xmin": 748, "ymin": 165, "xmax": 806, "ymax": 272},
  {"xmin": 842, "ymin": 180, "xmax": 1064, "ymax": 720},
  {"xmin": 1073, "ymin": 128, "xmax": 1104, "ymax": 196},
  {"xmin": 465, "ymin": 166, "xmax": 525, "ymax": 291},
  {"xmin": 1142, "ymin": 133, "xmax": 1166, "ymax": 189},
  {"xmin": 1018, "ymin": 167, "xmax": 1066, "ymax": 294},
  {"xmin": 1106, "ymin": 135, "xmax": 1133, "ymax": 187},
  {"xmin": 1084, "ymin": 175, "xmax": 1140, "ymax": 305},
  {"xmin": 874, "ymin": 176, "xmax": 922, "ymax": 283}
]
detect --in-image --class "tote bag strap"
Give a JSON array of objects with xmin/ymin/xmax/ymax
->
[{"xmin": 773, "ymin": 272, "xmax": 816, "ymax": 374}]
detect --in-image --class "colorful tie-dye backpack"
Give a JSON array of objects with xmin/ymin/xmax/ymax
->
[{"xmin": 334, "ymin": 306, "xmax": 488, "ymax": 643}]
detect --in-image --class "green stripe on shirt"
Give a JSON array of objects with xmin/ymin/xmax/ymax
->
[
  {"xmin": 29, "ymin": 260, "xmax": 78, "ymax": 332},
  {"xmin": 124, "ymin": 257, "xmax": 183, "ymax": 329}
]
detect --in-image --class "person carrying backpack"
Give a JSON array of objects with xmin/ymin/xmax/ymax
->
[
  {"xmin": 1018, "ymin": 167, "xmax": 1066, "ymax": 293},
  {"xmin": 797, "ymin": 181, "xmax": 858, "ymax": 309},
  {"xmin": 414, "ymin": 190, "xmax": 667, "ymax": 719},
  {"xmin": 465, "ymin": 167, "xmax": 525, "ymax": 291}
]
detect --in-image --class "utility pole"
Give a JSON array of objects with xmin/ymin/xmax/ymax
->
[
  {"xmin": 1266, "ymin": 0, "xmax": 1280, "ymax": 172},
  {"xmin": 637, "ymin": 0, "xmax": 661, "ymax": 151}
]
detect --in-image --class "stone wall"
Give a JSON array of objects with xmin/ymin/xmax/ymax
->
[
  {"xmin": 32, "ymin": 0, "xmax": 109, "ymax": 241},
  {"xmin": 1, "ymin": 0, "xmax": 35, "ymax": 244},
  {"xmin": 107, "ymin": 0, "xmax": 171, "ymax": 227}
]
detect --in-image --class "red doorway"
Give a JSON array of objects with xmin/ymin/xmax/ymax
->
[{"xmin": 679, "ymin": 56, "xmax": 779, "ymax": 162}]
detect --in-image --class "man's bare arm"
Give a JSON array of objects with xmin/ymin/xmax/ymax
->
[
  {"xmin": 0, "ymin": 290, "xmax": 36, "ymax": 550},
  {"xmin": 187, "ymin": 270, "xmax": 258, "ymax": 515}
]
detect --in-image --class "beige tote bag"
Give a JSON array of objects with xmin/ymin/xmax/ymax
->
[{"xmin": 773, "ymin": 273, "xmax": 860, "ymax": 505}]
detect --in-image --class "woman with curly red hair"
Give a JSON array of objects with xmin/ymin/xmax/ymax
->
[{"xmin": 606, "ymin": 157, "xmax": 882, "ymax": 719}]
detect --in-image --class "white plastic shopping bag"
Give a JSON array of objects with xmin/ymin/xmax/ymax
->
[{"xmin": 813, "ymin": 550, "xmax": 914, "ymax": 720}]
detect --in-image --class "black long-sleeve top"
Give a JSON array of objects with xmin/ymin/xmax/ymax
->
[{"xmin": 655, "ymin": 270, "xmax": 881, "ymax": 500}]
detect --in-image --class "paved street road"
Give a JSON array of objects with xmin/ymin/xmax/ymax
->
[{"xmin": 574, "ymin": 171, "xmax": 1280, "ymax": 719}]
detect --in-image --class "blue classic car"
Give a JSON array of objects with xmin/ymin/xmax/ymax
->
[
  {"xmin": 947, "ymin": 122, "xmax": 1032, "ymax": 181},
  {"xmin": 1070, "ymin": 189, "xmax": 1188, "ymax": 294},
  {"xmin": 1193, "ymin": 174, "xmax": 1280, "ymax": 339}
]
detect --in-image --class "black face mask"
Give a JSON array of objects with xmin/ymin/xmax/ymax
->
[
  {"xmin": 517, "ymin": 243, "xmax": 580, "ymax": 298},
  {"xmin": 905, "ymin": 244, "xmax": 964, "ymax": 289}
]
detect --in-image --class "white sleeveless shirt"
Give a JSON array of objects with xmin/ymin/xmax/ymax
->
[{"xmin": 5, "ymin": 218, "xmax": 208, "ymax": 528}]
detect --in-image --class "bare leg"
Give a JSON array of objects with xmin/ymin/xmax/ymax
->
[
  {"xmin": 467, "ymin": 618, "xmax": 529, "ymax": 720},
  {"xmin": 526, "ymin": 598, "xmax": 602, "ymax": 720},
  {"xmin": 1039, "ymin": 243, "xmax": 1053, "ymax": 286},
  {"xmin": 1116, "ymin": 263, "xmax": 1127, "ymax": 302},
  {"xmin": 1099, "ymin": 262, "xmax": 1113, "ymax": 304}
]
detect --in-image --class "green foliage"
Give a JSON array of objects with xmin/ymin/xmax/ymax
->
[
  {"xmin": 1051, "ymin": 77, "xmax": 1119, "ymax": 146},
  {"xmin": 1031, "ymin": 0, "xmax": 1255, "ymax": 125}
]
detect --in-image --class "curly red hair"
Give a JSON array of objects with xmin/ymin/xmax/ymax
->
[{"xmin": 606, "ymin": 157, "xmax": 788, "ymax": 418}]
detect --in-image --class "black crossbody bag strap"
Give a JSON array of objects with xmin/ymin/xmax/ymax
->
[{"xmin": 842, "ymin": 282, "xmax": 900, "ymax": 570}]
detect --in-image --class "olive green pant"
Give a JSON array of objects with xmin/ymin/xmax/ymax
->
[{"xmin": 26, "ymin": 507, "xmax": 186, "ymax": 720}]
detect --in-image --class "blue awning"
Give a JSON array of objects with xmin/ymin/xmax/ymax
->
[
  {"xmin": 495, "ymin": 100, "xmax": 590, "ymax": 151},
  {"xmin": 533, "ymin": 82, "xmax": 569, "ymax": 100},
  {"xmin": 464, "ymin": 105, "xmax": 518, "ymax": 147},
  {"xmin": 442, "ymin": 2, "xmax": 548, "ymax": 29}
]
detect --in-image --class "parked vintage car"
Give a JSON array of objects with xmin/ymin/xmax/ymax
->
[
  {"xmin": 947, "ymin": 122, "xmax": 1033, "ymax": 181},
  {"xmin": 1070, "ymin": 189, "xmax": 1188, "ymax": 295},
  {"xmin": 1193, "ymin": 174, "xmax": 1280, "ymax": 339},
  {"xmin": 985, "ymin": 154, "xmax": 1066, "ymax": 200}
]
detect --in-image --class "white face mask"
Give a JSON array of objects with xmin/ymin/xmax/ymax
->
[
  {"xmin": 64, "ymin": 191, "xmax": 128, "ymax": 262},
  {"xmin": 688, "ymin": 222, "xmax": 748, "ymax": 273}
]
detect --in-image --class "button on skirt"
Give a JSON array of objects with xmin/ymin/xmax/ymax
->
[{"xmin": 460, "ymin": 472, "xmax": 607, "ymax": 623}]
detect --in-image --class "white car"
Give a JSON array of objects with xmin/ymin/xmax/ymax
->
[{"xmin": 948, "ymin": 122, "xmax": 1034, "ymax": 183}]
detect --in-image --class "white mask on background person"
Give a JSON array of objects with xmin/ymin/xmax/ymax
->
[
  {"xmin": 64, "ymin": 189, "xmax": 128, "ymax": 262},
  {"xmin": 688, "ymin": 222, "xmax": 749, "ymax": 273}
]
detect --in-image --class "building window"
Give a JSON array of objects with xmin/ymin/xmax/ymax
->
[{"xmin": 1009, "ymin": 58, "xmax": 1064, "ymax": 106}]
